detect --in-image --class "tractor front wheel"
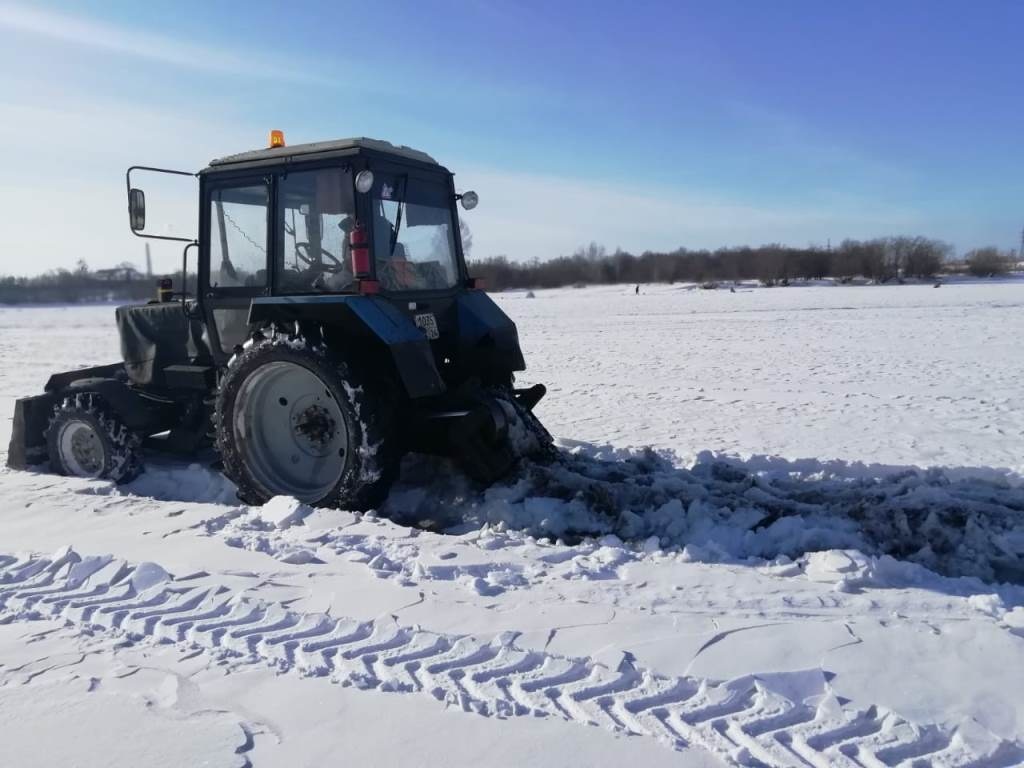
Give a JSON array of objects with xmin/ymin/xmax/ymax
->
[
  {"xmin": 46, "ymin": 393, "xmax": 143, "ymax": 482},
  {"xmin": 215, "ymin": 334, "xmax": 400, "ymax": 510}
]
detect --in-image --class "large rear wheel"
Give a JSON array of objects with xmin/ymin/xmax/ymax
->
[{"xmin": 215, "ymin": 334, "xmax": 400, "ymax": 510}]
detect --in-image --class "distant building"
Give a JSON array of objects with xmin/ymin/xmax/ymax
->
[{"xmin": 94, "ymin": 266, "xmax": 144, "ymax": 282}]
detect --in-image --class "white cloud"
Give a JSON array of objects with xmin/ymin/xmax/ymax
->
[
  {"xmin": 0, "ymin": 98, "xmax": 259, "ymax": 276},
  {"xmin": 0, "ymin": 2, "xmax": 322, "ymax": 82},
  {"xmin": 0, "ymin": 95, "xmax": 947, "ymax": 278}
]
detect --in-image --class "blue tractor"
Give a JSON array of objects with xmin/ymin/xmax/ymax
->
[{"xmin": 7, "ymin": 134, "xmax": 552, "ymax": 509}]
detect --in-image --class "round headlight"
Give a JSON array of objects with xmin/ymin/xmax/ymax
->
[
  {"xmin": 355, "ymin": 169, "xmax": 374, "ymax": 194},
  {"xmin": 460, "ymin": 190, "xmax": 479, "ymax": 210}
]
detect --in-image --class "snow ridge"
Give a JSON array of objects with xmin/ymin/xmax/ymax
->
[
  {"xmin": 2, "ymin": 548, "xmax": 1019, "ymax": 768},
  {"xmin": 385, "ymin": 444, "xmax": 1024, "ymax": 584}
]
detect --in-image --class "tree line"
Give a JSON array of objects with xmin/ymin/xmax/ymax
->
[
  {"xmin": 0, "ymin": 238, "xmax": 1018, "ymax": 303},
  {"xmin": 469, "ymin": 238, "xmax": 1019, "ymax": 291},
  {"xmin": 0, "ymin": 260, "xmax": 187, "ymax": 305}
]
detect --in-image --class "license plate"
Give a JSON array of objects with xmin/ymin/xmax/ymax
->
[{"xmin": 414, "ymin": 313, "xmax": 439, "ymax": 340}]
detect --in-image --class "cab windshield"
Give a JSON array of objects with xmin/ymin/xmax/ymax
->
[{"xmin": 371, "ymin": 174, "xmax": 459, "ymax": 291}]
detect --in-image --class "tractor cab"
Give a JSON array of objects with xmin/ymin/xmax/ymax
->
[{"xmin": 128, "ymin": 134, "xmax": 481, "ymax": 363}]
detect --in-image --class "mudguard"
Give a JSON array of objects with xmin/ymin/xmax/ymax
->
[
  {"xmin": 59, "ymin": 377, "xmax": 170, "ymax": 433},
  {"xmin": 248, "ymin": 295, "xmax": 445, "ymax": 399},
  {"xmin": 455, "ymin": 291, "xmax": 526, "ymax": 375}
]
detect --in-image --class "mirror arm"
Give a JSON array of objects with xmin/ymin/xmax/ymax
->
[{"xmin": 125, "ymin": 165, "xmax": 198, "ymax": 243}]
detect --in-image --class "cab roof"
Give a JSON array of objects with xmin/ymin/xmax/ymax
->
[{"xmin": 205, "ymin": 137, "xmax": 439, "ymax": 172}]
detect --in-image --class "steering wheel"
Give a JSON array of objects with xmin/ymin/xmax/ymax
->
[{"xmin": 294, "ymin": 242, "xmax": 344, "ymax": 272}]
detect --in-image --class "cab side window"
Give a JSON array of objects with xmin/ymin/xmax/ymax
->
[
  {"xmin": 206, "ymin": 181, "xmax": 268, "ymax": 354},
  {"xmin": 208, "ymin": 184, "xmax": 269, "ymax": 289}
]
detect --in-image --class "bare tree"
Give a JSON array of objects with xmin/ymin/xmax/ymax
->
[
  {"xmin": 965, "ymin": 247, "xmax": 1012, "ymax": 277},
  {"xmin": 891, "ymin": 236, "xmax": 951, "ymax": 278}
]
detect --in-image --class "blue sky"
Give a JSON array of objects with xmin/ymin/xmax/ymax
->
[{"xmin": 0, "ymin": 0, "xmax": 1021, "ymax": 274}]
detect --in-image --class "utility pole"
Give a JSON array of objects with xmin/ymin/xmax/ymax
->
[{"xmin": 145, "ymin": 243, "xmax": 152, "ymax": 278}]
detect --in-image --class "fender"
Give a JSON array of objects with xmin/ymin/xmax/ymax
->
[
  {"xmin": 248, "ymin": 295, "xmax": 445, "ymax": 399},
  {"xmin": 61, "ymin": 377, "xmax": 173, "ymax": 433},
  {"xmin": 455, "ymin": 291, "xmax": 526, "ymax": 375}
]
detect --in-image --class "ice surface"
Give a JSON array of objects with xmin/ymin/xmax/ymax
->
[
  {"xmin": 3, "ymin": 546, "xmax": 1020, "ymax": 766},
  {"xmin": 1, "ymin": 283, "xmax": 1023, "ymax": 766}
]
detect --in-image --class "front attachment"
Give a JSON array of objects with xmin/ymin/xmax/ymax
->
[
  {"xmin": 414, "ymin": 385, "xmax": 554, "ymax": 484},
  {"xmin": 7, "ymin": 394, "xmax": 58, "ymax": 469},
  {"xmin": 449, "ymin": 397, "xmax": 515, "ymax": 482}
]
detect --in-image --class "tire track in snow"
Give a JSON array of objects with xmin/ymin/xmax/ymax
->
[{"xmin": 2, "ymin": 548, "xmax": 1021, "ymax": 768}]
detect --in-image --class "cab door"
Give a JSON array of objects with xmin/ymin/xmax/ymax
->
[{"xmin": 200, "ymin": 175, "xmax": 272, "ymax": 360}]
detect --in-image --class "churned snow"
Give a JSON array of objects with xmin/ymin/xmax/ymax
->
[{"xmin": 1, "ymin": 281, "xmax": 1023, "ymax": 767}]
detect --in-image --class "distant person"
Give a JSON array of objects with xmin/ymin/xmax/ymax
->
[{"xmin": 635, "ymin": 284, "xmax": 639, "ymax": 295}]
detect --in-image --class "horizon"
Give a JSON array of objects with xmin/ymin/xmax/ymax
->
[{"xmin": 1, "ymin": 0, "xmax": 1022, "ymax": 276}]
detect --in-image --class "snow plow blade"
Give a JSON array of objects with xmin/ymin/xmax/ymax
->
[
  {"xmin": 407, "ymin": 384, "xmax": 550, "ymax": 484},
  {"xmin": 449, "ymin": 398, "xmax": 516, "ymax": 482},
  {"xmin": 6, "ymin": 394, "xmax": 57, "ymax": 469}
]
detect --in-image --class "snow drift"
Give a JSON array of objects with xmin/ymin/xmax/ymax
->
[{"xmin": 386, "ymin": 442, "xmax": 1024, "ymax": 585}]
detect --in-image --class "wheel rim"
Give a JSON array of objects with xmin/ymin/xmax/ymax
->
[
  {"xmin": 58, "ymin": 420, "xmax": 106, "ymax": 477},
  {"xmin": 233, "ymin": 361, "xmax": 350, "ymax": 502}
]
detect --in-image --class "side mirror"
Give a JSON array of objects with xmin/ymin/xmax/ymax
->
[
  {"xmin": 128, "ymin": 188, "xmax": 146, "ymax": 231},
  {"xmin": 459, "ymin": 190, "xmax": 479, "ymax": 211}
]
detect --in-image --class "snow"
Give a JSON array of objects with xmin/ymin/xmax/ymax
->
[
  {"xmin": 1, "ymin": 282, "xmax": 1023, "ymax": 767},
  {"xmin": 510, "ymin": 281, "xmax": 1024, "ymax": 475},
  {"xmin": 255, "ymin": 495, "xmax": 313, "ymax": 529}
]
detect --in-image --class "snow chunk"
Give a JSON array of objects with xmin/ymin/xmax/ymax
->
[
  {"xmin": 1002, "ymin": 607, "xmax": 1024, "ymax": 634},
  {"xmin": 255, "ymin": 496, "xmax": 313, "ymax": 529},
  {"xmin": 48, "ymin": 545, "xmax": 79, "ymax": 570},
  {"xmin": 65, "ymin": 555, "xmax": 113, "ymax": 588},
  {"xmin": 131, "ymin": 562, "xmax": 170, "ymax": 591},
  {"xmin": 804, "ymin": 550, "xmax": 870, "ymax": 583},
  {"xmin": 278, "ymin": 549, "xmax": 320, "ymax": 565},
  {"xmin": 967, "ymin": 594, "xmax": 1006, "ymax": 619}
]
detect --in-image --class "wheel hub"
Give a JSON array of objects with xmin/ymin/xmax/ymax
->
[
  {"xmin": 292, "ymin": 403, "xmax": 337, "ymax": 454},
  {"xmin": 59, "ymin": 421, "xmax": 105, "ymax": 477}
]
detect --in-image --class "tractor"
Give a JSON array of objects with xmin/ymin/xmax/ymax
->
[{"xmin": 6, "ymin": 134, "xmax": 552, "ymax": 509}]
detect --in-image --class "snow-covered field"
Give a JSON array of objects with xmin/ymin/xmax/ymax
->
[{"xmin": 1, "ymin": 282, "xmax": 1023, "ymax": 767}]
